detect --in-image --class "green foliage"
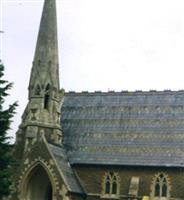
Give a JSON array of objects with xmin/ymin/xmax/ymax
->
[{"xmin": 0, "ymin": 64, "xmax": 17, "ymax": 200}]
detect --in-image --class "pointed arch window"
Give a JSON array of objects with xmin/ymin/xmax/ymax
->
[
  {"xmin": 44, "ymin": 84, "xmax": 50, "ymax": 109},
  {"xmin": 102, "ymin": 172, "xmax": 120, "ymax": 198},
  {"xmin": 151, "ymin": 173, "xmax": 170, "ymax": 198}
]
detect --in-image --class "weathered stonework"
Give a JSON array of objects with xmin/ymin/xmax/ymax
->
[
  {"xmin": 73, "ymin": 166, "xmax": 184, "ymax": 200},
  {"xmin": 9, "ymin": 0, "xmax": 67, "ymax": 199},
  {"xmin": 10, "ymin": 0, "xmax": 184, "ymax": 199}
]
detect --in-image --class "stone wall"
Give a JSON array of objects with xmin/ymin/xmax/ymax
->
[{"xmin": 74, "ymin": 165, "xmax": 184, "ymax": 199}]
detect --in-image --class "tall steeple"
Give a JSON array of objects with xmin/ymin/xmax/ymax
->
[
  {"xmin": 9, "ymin": 1, "xmax": 63, "ymax": 199},
  {"xmin": 29, "ymin": 0, "xmax": 59, "ymax": 94},
  {"xmin": 19, "ymin": 0, "xmax": 62, "ymax": 145}
]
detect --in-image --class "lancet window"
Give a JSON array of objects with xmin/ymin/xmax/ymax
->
[
  {"xmin": 102, "ymin": 172, "xmax": 120, "ymax": 197},
  {"xmin": 44, "ymin": 84, "xmax": 50, "ymax": 109},
  {"xmin": 151, "ymin": 173, "xmax": 170, "ymax": 198}
]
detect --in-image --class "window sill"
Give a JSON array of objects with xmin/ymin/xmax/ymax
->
[
  {"xmin": 100, "ymin": 194, "xmax": 120, "ymax": 199},
  {"xmin": 151, "ymin": 197, "xmax": 169, "ymax": 200}
]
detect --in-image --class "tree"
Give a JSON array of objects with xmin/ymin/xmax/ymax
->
[{"xmin": 0, "ymin": 63, "xmax": 17, "ymax": 200}]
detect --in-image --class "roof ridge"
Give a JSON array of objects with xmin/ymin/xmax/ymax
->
[{"xmin": 65, "ymin": 89, "xmax": 184, "ymax": 95}]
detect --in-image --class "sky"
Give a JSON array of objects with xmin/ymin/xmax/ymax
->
[{"xmin": 1, "ymin": 0, "xmax": 184, "ymax": 141}]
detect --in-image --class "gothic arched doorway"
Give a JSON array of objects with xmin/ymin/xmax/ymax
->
[{"xmin": 25, "ymin": 165, "xmax": 53, "ymax": 200}]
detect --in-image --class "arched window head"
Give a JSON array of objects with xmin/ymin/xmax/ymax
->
[
  {"xmin": 35, "ymin": 84, "xmax": 41, "ymax": 95},
  {"xmin": 44, "ymin": 84, "xmax": 50, "ymax": 110},
  {"xmin": 151, "ymin": 173, "xmax": 170, "ymax": 198},
  {"xmin": 102, "ymin": 172, "xmax": 119, "ymax": 197}
]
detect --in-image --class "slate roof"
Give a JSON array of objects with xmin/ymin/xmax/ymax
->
[
  {"xmin": 48, "ymin": 144, "xmax": 84, "ymax": 194},
  {"xmin": 61, "ymin": 91, "xmax": 184, "ymax": 167}
]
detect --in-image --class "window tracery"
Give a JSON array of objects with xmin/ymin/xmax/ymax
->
[
  {"xmin": 151, "ymin": 173, "xmax": 170, "ymax": 199},
  {"xmin": 102, "ymin": 172, "xmax": 120, "ymax": 198}
]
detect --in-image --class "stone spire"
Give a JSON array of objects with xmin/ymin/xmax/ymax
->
[
  {"xmin": 19, "ymin": 0, "xmax": 63, "ymax": 145},
  {"xmin": 29, "ymin": 0, "xmax": 59, "ymax": 93}
]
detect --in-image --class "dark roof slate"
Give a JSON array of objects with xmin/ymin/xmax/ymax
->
[
  {"xmin": 48, "ymin": 144, "xmax": 84, "ymax": 194},
  {"xmin": 61, "ymin": 91, "xmax": 184, "ymax": 167}
]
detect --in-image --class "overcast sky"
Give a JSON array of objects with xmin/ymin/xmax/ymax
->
[{"xmin": 2, "ymin": 0, "xmax": 184, "ymax": 141}]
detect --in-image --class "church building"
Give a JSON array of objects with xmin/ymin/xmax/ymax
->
[{"xmin": 9, "ymin": 0, "xmax": 184, "ymax": 199}]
